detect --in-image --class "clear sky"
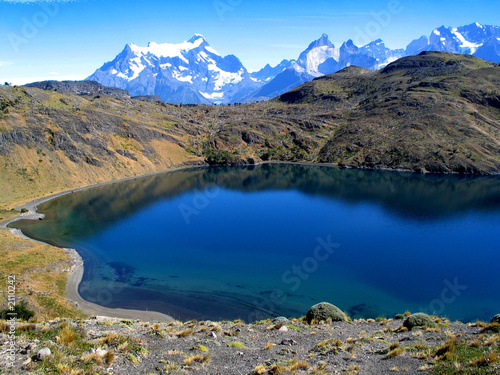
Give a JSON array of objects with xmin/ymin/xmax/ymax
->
[{"xmin": 1, "ymin": 0, "xmax": 499, "ymax": 85}]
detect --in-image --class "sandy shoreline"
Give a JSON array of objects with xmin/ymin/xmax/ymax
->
[
  {"xmin": 0, "ymin": 163, "xmax": 210, "ymax": 321},
  {"xmin": 64, "ymin": 248, "xmax": 174, "ymax": 321}
]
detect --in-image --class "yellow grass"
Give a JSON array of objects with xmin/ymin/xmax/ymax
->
[{"xmin": 0, "ymin": 229, "xmax": 85, "ymax": 320}]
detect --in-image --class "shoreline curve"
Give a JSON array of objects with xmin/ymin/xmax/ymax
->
[{"xmin": 0, "ymin": 161, "xmax": 339, "ymax": 321}]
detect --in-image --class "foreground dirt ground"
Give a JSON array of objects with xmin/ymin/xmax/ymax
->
[{"xmin": 2, "ymin": 314, "xmax": 499, "ymax": 374}]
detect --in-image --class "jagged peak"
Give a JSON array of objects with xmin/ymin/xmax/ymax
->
[
  {"xmin": 364, "ymin": 38, "xmax": 385, "ymax": 47},
  {"xmin": 341, "ymin": 39, "xmax": 358, "ymax": 50},
  {"xmin": 188, "ymin": 34, "xmax": 206, "ymax": 43},
  {"xmin": 306, "ymin": 33, "xmax": 335, "ymax": 50}
]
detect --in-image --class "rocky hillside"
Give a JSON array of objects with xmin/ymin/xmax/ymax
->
[
  {"xmin": 1, "ymin": 52, "xmax": 499, "ymax": 208},
  {"xmin": 278, "ymin": 52, "xmax": 500, "ymax": 174},
  {"xmin": 24, "ymin": 81, "xmax": 131, "ymax": 99}
]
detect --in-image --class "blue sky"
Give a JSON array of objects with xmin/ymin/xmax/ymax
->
[{"xmin": 0, "ymin": 0, "xmax": 499, "ymax": 85}]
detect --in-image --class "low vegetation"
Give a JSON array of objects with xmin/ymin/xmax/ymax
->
[{"xmin": 2, "ymin": 314, "xmax": 499, "ymax": 374}]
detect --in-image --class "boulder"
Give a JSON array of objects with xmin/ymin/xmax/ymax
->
[
  {"xmin": 491, "ymin": 314, "xmax": 500, "ymax": 324},
  {"xmin": 306, "ymin": 302, "xmax": 345, "ymax": 323},
  {"xmin": 403, "ymin": 313, "xmax": 438, "ymax": 330}
]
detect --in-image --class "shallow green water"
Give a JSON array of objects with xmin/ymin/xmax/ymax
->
[{"xmin": 11, "ymin": 164, "xmax": 500, "ymax": 321}]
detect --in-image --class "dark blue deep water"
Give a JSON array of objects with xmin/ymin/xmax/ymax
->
[{"xmin": 11, "ymin": 164, "xmax": 500, "ymax": 322}]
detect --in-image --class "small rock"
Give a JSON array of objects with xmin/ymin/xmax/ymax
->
[
  {"xmin": 95, "ymin": 348, "xmax": 108, "ymax": 357},
  {"xmin": 491, "ymin": 314, "xmax": 500, "ymax": 324},
  {"xmin": 85, "ymin": 348, "xmax": 96, "ymax": 355},
  {"xmin": 211, "ymin": 332, "xmax": 217, "ymax": 339},
  {"xmin": 278, "ymin": 326, "xmax": 289, "ymax": 332},
  {"xmin": 37, "ymin": 348, "xmax": 51, "ymax": 360}
]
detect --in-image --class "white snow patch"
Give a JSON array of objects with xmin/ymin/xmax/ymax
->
[
  {"xmin": 116, "ymin": 72, "xmax": 129, "ymax": 80},
  {"xmin": 377, "ymin": 56, "xmax": 400, "ymax": 69},
  {"xmin": 206, "ymin": 46, "xmax": 220, "ymax": 56},
  {"xmin": 200, "ymin": 91, "xmax": 225, "ymax": 99},
  {"xmin": 433, "ymin": 29, "xmax": 441, "ymax": 36},
  {"xmin": 304, "ymin": 45, "xmax": 338, "ymax": 76},
  {"xmin": 172, "ymin": 72, "xmax": 193, "ymax": 83},
  {"xmin": 128, "ymin": 57, "xmax": 146, "ymax": 80},
  {"xmin": 452, "ymin": 30, "xmax": 482, "ymax": 53},
  {"xmin": 130, "ymin": 38, "xmax": 210, "ymax": 63},
  {"xmin": 207, "ymin": 64, "xmax": 244, "ymax": 91}
]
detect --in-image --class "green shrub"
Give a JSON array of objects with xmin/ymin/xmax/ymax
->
[{"xmin": 0, "ymin": 301, "xmax": 35, "ymax": 321}]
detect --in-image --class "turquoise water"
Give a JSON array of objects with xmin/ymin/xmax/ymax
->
[{"xmin": 11, "ymin": 164, "xmax": 500, "ymax": 322}]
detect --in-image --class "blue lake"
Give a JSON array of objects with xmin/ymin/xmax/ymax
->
[{"xmin": 11, "ymin": 164, "xmax": 500, "ymax": 322}]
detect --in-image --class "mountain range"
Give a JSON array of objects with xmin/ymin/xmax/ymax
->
[{"xmin": 86, "ymin": 23, "xmax": 500, "ymax": 104}]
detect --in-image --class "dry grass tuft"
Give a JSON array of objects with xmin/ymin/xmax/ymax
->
[
  {"xmin": 268, "ymin": 363, "xmax": 287, "ymax": 374},
  {"xmin": 484, "ymin": 334, "xmax": 500, "ymax": 346},
  {"xmin": 184, "ymin": 353, "xmax": 211, "ymax": 366},
  {"xmin": 177, "ymin": 328, "xmax": 194, "ymax": 337},
  {"xmin": 264, "ymin": 342, "xmax": 275, "ymax": 350},
  {"xmin": 117, "ymin": 341, "xmax": 132, "ymax": 353},
  {"xmin": 58, "ymin": 327, "xmax": 76, "ymax": 345},
  {"xmin": 252, "ymin": 364, "xmax": 267, "ymax": 375},
  {"xmin": 387, "ymin": 347, "xmax": 405, "ymax": 358},
  {"xmin": 469, "ymin": 340, "xmax": 481, "ymax": 348},
  {"xmin": 289, "ymin": 359, "xmax": 310, "ymax": 371},
  {"xmin": 389, "ymin": 342, "xmax": 400, "ymax": 350},
  {"xmin": 434, "ymin": 338, "xmax": 457, "ymax": 360},
  {"xmin": 469, "ymin": 350, "xmax": 499, "ymax": 366},
  {"xmin": 104, "ymin": 350, "xmax": 115, "ymax": 365}
]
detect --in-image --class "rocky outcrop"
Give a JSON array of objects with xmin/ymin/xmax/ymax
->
[{"xmin": 24, "ymin": 80, "xmax": 130, "ymax": 99}]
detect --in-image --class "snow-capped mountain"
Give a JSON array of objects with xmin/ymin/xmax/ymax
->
[
  {"xmin": 87, "ymin": 34, "xmax": 259, "ymax": 104},
  {"xmin": 87, "ymin": 23, "xmax": 500, "ymax": 104},
  {"xmin": 253, "ymin": 35, "xmax": 404, "ymax": 100},
  {"xmin": 407, "ymin": 22, "xmax": 500, "ymax": 62},
  {"xmin": 254, "ymin": 23, "xmax": 499, "ymax": 101}
]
